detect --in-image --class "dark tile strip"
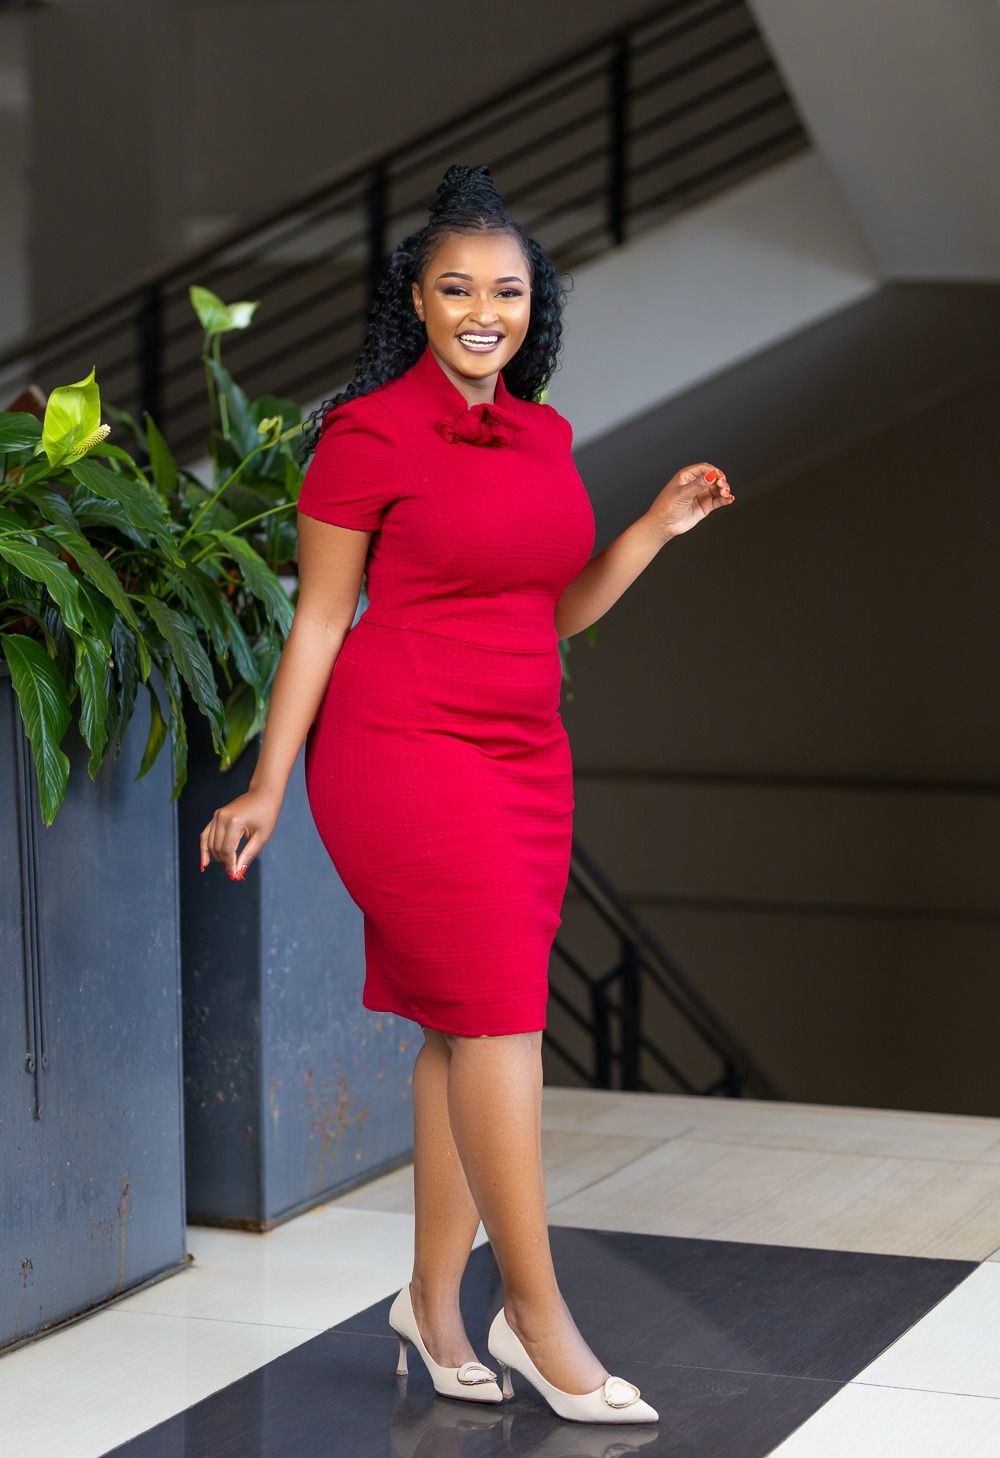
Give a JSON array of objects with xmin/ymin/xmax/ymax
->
[{"xmin": 102, "ymin": 1227, "xmax": 978, "ymax": 1458}]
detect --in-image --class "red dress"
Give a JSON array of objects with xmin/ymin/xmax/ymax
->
[{"xmin": 297, "ymin": 342, "xmax": 595, "ymax": 1035}]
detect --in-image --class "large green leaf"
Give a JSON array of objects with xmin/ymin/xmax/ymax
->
[
  {"xmin": 73, "ymin": 577, "xmax": 115, "ymax": 652},
  {"xmin": 161, "ymin": 654, "xmax": 189, "ymax": 797},
  {"xmin": 29, "ymin": 488, "xmax": 83, "ymax": 532},
  {"xmin": 221, "ymin": 680, "xmax": 260, "ymax": 765},
  {"xmin": 0, "ymin": 632, "xmax": 72, "ymax": 824},
  {"xmin": 136, "ymin": 594, "xmax": 226, "ymax": 753},
  {"xmin": 109, "ymin": 613, "xmax": 142, "ymax": 755},
  {"xmin": 71, "ymin": 628, "xmax": 112, "ymax": 777},
  {"xmin": 9, "ymin": 457, "xmax": 57, "ymax": 491},
  {"xmin": 90, "ymin": 441, "xmax": 147, "ymax": 471},
  {"xmin": 219, "ymin": 596, "xmax": 265, "ymax": 705},
  {"xmin": 0, "ymin": 536, "xmax": 85, "ymax": 634},
  {"xmin": 142, "ymin": 411, "xmax": 178, "ymax": 499},
  {"xmin": 206, "ymin": 357, "xmax": 259, "ymax": 459},
  {"xmin": 209, "ymin": 530, "xmax": 293, "ymax": 635},
  {"xmin": 136, "ymin": 677, "xmax": 168, "ymax": 782},
  {"xmin": 166, "ymin": 562, "xmax": 231, "ymax": 659},
  {"xmin": 42, "ymin": 521, "xmax": 141, "ymax": 631},
  {"xmin": 71, "ymin": 490, "xmax": 150, "ymax": 547},
  {"xmin": 0, "ymin": 504, "xmax": 36, "ymax": 533},
  {"xmin": 69, "ymin": 458, "xmax": 179, "ymax": 560},
  {"xmin": 0, "ymin": 412, "xmax": 42, "ymax": 452}
]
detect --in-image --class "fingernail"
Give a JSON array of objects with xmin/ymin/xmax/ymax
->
[
  {"xmin": 237, "ymin": 866, "xmax": 247, "ymax": 880},
  {"xmin": 705, "ymin": 469, "xmax": 717, "ymax": 482}
]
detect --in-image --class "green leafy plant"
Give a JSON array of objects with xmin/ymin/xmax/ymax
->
[{"xmin": 0, "ymin": 287, "xmax": 305, "ymax": 824}]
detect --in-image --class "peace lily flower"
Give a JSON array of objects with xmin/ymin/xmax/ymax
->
[
  {"xmin": 63, "ymin": 423, "xmax": 112, "ymax": 461},
  {"xmin": 37, "ymin": 365, "xmax": 111, "ymax": 468},
  {"xmin": 189, "ymin": 284, "xmax": 259, "ymax": 337}
]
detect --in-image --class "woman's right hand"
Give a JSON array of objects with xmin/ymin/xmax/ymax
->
[{"xmin": 199, "ymin": 786, "xmax": 283, "ymax": 880}]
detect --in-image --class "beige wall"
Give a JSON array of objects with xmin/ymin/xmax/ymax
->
[{"xmin": 555, "ymin": 369, "xmax": 1000, "ymax": 1118}]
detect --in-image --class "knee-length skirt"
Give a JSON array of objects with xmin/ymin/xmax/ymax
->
[{"xmin": 303, "ymin": 617, "xmax": 574, "ymax": 1035}]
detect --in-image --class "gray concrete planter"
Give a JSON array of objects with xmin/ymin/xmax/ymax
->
[
  {"xmin": 0, "ymin": 661, "xmax": 189, "ymax": 1353},
  {"xmin": 178, "ymin": 704, "xmax": 418, "ymax": 1230}
]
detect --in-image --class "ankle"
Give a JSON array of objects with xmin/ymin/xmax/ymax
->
[
  {"xmin": 409, "ymin": 1274, "xmax": 462, "ymax": 1314},
  {"xmin": 503, "ymin": 1290, "xmax": 565, "ymax": 1336}
]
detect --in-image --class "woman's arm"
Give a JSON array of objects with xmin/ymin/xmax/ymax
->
[
  {"xmin": 554, "ymin": 462, "xmax": 733, "ymax": 639},
  {"xmin": 199, "ymin": 513, "xmax": 371, "ymax": 877},
  {"xmin": 555, "ymin": 513, "xmax": 672, "ymax": 639},
  {"xmin": 247, "ymin": 514, "xmax": 370, "ymax": 796}
]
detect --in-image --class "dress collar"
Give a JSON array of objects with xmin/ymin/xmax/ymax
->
[{"xmin": 411, "ymin": 341, "xmax": 526, "ymax": 447}]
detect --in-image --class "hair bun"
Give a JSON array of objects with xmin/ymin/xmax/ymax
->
[{"xmin": 429, "ymin": 163, "xmax": 504, "ymax": 220}]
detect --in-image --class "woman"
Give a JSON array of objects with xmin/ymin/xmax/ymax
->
[{"xmin": 199, "ymin": 163, "xmax": 733, "ymax": 1424}]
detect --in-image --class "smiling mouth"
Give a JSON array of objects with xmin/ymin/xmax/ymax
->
[{"xmin": 457, "ymin": 333, "xmax": 502, "ymax": 351}]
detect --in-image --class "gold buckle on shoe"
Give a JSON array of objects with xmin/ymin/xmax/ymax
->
[
  {"xmin": 603, "ymin": 1375, "xmax": 641, "ymax": 1408},
  {"xmin": 457, "ymin": 1361, "xmax": 498, "ymax": 1385}
]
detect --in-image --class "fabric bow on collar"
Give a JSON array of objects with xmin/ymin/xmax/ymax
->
[{"xmin": 434, "ymin": 399, "xmax": 526, "ymax": 447}]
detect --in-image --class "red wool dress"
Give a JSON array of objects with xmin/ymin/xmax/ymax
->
[{"xmin": 297, "ymin": 342, "xmax": 596, "ymax": 1035}]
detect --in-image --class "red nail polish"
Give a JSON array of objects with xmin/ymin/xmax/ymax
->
[{"xmin": 705, "ymin": 469, "xmax": 717, "ymax": 482}]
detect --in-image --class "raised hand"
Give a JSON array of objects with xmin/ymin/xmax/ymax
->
[{"xmin": 647, "ymin": 463, "xmax": 734, "ymax": 542}]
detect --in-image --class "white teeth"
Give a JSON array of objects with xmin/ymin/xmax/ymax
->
[{"xmin": 459, "ymin": 334, "xmax": 499, "ymax": 343}]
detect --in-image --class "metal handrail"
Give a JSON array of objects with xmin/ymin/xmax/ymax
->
[
  {"xmin": 543, "ymin": 838, "xmax": 782, "ymax": 1097},
  {"xmin": 0, "ymin": 0, "xmax": 808, "ymax": 461}
]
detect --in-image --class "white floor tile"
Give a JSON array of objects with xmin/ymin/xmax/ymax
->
[
  {"xmin": 0, "ymin": 1307, "xmax": 312, "ymax": 1458},
  {"xmin": 329, "ymin": 1128, "xmax": 664, "ymax": 1215},
  {"xmin": 548, "ymin": 1135, "xmax": 1000, "ymax": 1258},
  {"xmin": 855, "ymin": 1264, "xmax": 1000, "ymax": 1399},
  {"xmin": 110, "ymin": 1207, "xmax": 426, "ymax": 1330},
  {"xmin": 769, "ymin": 1382, "xmax": 1000, "ymax": 1457},
  {"xmin": 541, "ymin": 1087, "xmax": 1000, "ymax": 1162}
]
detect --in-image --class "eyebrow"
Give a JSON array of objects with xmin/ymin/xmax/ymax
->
[{"xmin": 434, "ymin": 272, "xmax": 527, "ymax": 284}]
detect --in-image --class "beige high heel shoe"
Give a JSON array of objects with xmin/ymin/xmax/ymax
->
[
  {"xmin": 487, "ymin": 1306, "xmax": 659, "ymax": 1423},
  {"xmin": 388, "ymin": 1283, "xmax": 504, "ymax": 1403}
]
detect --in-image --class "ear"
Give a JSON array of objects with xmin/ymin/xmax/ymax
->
[{"xmin": 411, "ymin": 280, "xmax": 423, "ymax": 322}]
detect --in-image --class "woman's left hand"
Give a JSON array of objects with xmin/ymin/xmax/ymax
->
[{"xmin": 646, "ymin": 462, "xmax": 734, "ymax": 542}]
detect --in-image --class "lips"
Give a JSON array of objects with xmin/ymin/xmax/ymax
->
[{"xmin": 457, "ymin": 332, "xmax": 503, "ymax": 352}]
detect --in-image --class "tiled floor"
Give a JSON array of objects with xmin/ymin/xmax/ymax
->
[{"xmin": 4, "ymin": 1087, "xmax": 1000, "ymax": 1457}]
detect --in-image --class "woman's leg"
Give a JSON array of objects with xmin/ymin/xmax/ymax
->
[
  {"xmin": 409, "ymin": 1026, "xmax": 483, "ymax": 1366},
  {"xmin": 444, "ymin": 1030, "xmax": 609, "ymax": 1395}
]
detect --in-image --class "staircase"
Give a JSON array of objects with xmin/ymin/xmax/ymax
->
[{"xmin": 0, "ymin": 0, "xmax": 808, "ymax": 461}]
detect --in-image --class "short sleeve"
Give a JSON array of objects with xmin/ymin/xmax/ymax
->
[
  {"xmin": 297, "ymin": 394, "xmax": 402, "ymax": 530},
  {"xmin": 542, "ymin": 402, "xmax": 574, "ymax": 451}
]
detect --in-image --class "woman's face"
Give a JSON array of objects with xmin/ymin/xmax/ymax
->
[{"xmin": 411, "ymin": 231, "xmax": 532, "ymax": 399}]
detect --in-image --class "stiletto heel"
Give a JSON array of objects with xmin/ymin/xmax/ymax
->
[
  {"xmin": 486, "ymin": 1306, "xmax": 659, "ymax": 1423},
  {"xmin": 500, "ymin": 1361, "xmax": 515, "ymax": 1399},
  {"xmin": 388, "ymin": 1283, "xmax": 503, "ymax": 1403}
]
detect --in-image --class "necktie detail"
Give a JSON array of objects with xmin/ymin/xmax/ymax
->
[{"xmin": 434, "ymin": 400, "xmax": 526, "ymax": 447}]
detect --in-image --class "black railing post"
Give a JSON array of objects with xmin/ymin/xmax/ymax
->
[
  {"xmin": 607, "ymin": 33, "xmax": 629, "ymax": 246},
  {"xmin": 591, "ymin": 981, "xmax": 612, "ymax": 1088},
  {"xmin": 619, "ymin": 939, "xmax": 642, "ymax": 1089},
  {"xmin": 136, "ymin": 282, "xmax": 164, "ymax": 433},
  {"xmin": 366, "ymin": 162, "xmax": 389, "ymax": 320}
]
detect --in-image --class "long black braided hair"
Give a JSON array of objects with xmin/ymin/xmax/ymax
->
[{"xmin": 296, "ymin": 163, "xmax": 571, "ymax": 464}]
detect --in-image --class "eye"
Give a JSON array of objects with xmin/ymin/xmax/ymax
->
[{"xmin": 441, "ymin": 286, "xmax": 524, "ymax": 298}]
